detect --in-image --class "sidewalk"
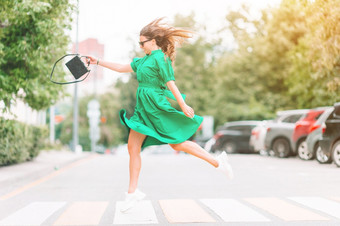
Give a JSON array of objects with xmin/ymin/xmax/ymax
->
[{"xmin": 0, "ymin": 150, "xmax": 92, "ymax": 186}]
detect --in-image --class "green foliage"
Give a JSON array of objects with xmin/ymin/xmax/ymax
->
[
  {"xmin": 0, "ymin": 117, "xmax": 48, "ymax": 166},
  {"xmin": 172, "ymin": 0, "xmax": 339, "ymax": 127},
  {"xmin": 216, "ymin": 0, "xmax": 340, "ymax": 120},
  {"xmin": 0, "ymin": 0, "xmax": 75, "ymax": 111},
  {"xmin": 58, "ymin": 0, "xmax": 340, "ymax": 147},
  {"xmin": 59, "ymin": 95, "xmax": 91, "ymax": 151},
  {"xmin": 286, "ymin": 0, "xmax": 340, "ymax": 107},
  {"xmin": 98, "ymin": 90, "xmax": 125, "ymax": 147},
  {"xmin": 58, "ymin": 78, "xmax": 138, "ymax": 150},
  {"xmin": 173, "ymin": 14, "xmax": 230, "ymax": 126},
  {"xmin": 99, "ymin": 75, "xmax": 138, "ymax": 145},
  {"xmin": 58, "ymin": 78, "xmax": 137, "ymax": 149}
]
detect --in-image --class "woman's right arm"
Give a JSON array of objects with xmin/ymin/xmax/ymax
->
[{"xmin": 87, "ymin": 56, "xmax": 133, "ymax": 73}]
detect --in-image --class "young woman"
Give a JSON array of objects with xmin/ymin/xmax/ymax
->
[{"xmin": 88, "ymin": 18, "xmax": 233, "ymax": 212}]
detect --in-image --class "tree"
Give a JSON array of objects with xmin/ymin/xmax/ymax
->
[
  {"xmin": 286, "ymin": 0, "xmax": 340, "ymax": 107},
  {"xmin": 172, "ymin": 13, "xmax": 230, "ymax": 126},
  {"xmin": 221, "ymin": 1, "xmax": 308, "ymax": 112},
  {"xmin": 98, "ymin": 75, "xmax": 139, "ymax": 146},
  {"xmin": 217, "ymin": 0, "xmax": 340, "ymax": 118},
  {"xmin": 0, "ymin": 0, "xmax": 74, "ymax": 112}
]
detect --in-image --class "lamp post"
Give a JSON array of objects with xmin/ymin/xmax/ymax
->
[
  {"xmin": 72, "ymin": 0, "xmax": 79, "ymax": 152},
  {"xmin": 49, "ymin": 105, "xmax": 55, "ymax": 143}
]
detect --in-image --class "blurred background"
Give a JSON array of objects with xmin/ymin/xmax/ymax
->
[{"xmin": 1, "ymin": 0, "xmax": 339, "ymax": 166}]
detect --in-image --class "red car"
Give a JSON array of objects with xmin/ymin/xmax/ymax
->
[{"xmin": 292, "ymin": 107, "xmax": 328, "ymax": 160}]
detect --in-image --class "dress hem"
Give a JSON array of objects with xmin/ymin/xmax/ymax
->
[{"xmin": 119, "ymin": 109, "xmax": 203, "ymax": 149}]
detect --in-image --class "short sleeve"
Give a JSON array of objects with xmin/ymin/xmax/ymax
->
[
  {"xmin": 130, "ymin": 57, "xmax": 142, "ymax": 72},
  {"xmin": 156, "ymin": 55, "xmax": 175, "ymax": 83}
]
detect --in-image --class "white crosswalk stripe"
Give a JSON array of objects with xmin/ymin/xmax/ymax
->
[
  {"xmin": 0, "ymin": 202, "xmax": 66, "ymax": 226},
  {"xmin": 200, "ymin": 199, "xmax": 270, "ymax": 222},
  {"xmin": 0, "ymin": 197, "xmax": 339, "ymax": 225},
  {"xmin": 289, "ymin": 197, "xmax": 340, "ymax": 220},
  {"xmin": 244, "ymin": 197, "xmax": 329, "ymax": 221},
  {"xmin": 113, "ymin": 200, "xmax": 158, "ymax": 225}
]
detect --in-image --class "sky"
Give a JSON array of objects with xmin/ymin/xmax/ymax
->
[{"xmin": 70, "ymin": 0, "xmax": 282, "ymax": 85}]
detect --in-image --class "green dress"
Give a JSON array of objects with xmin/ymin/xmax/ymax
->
[{"xmin": 119, "ymin": 49, "xmax": 203, "ymax": 148}]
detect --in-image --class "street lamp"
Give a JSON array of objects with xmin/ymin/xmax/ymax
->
[{"xmin": 72, "ymin": 0, "xmax": 79, "ymax": 152}]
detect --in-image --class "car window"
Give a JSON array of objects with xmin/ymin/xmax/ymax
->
[
  {"xmin": 282, "ymin": 114, "xmax": 303, "ymax": 123},
  {"xmin": 315, "ymin": 114, "xmax": 322, "ymax": 120},
  {"xmin": 225, "ymin": 126, "xmax": 241, "ymax": 131},
  {"xmin": 327, "ymin": 110, "xmax": 336, "ymax": 120},
  {"xmin": 273, "ymin": 115, "xmax": 282, "ymax": 122},
  {"xmin": 334, "ymin": 105, "xmax": 340, "ymax": 116},
  {"xmin": 227, "ymin": 125, "xmax": 256, "ymax": 134},
  {"xmin": 243, "ymin": 125, "xmax": 257, "ymax": 134}
]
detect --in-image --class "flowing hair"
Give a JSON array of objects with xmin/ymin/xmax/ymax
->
[{"xmin": 140, "ymin": 18, "xmax": 193, "ymax": 63}]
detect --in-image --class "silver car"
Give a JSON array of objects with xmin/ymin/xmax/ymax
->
[
  {"xmin": 264, "ymin": 109, "xmax": 309, "ymax": 158},
  {"xmin": 304, "ymin": 107, "xmax": 334, "ymax": 161}
]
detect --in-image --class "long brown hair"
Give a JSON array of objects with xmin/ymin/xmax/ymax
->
[{"xmin": 140, "ymin": 18, "xmax": 193, "ymax": 62}]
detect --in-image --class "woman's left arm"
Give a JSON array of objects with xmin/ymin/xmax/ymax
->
[{"xmin": 166, "ymin": 80, "xmax": 195, "ymax": 118}]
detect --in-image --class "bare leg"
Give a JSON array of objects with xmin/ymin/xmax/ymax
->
[
  {"xmin": 127, "ymin": 129, "xmax": 146, "ymax": 194},
  {"xmin": 169, "ymin": 141, "xmax": 219, "ymax": 167}
]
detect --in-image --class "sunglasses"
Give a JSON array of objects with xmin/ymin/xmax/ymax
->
[{"xmin": 139, "ymin": 39, "xmax": 152, "ymax": 46}]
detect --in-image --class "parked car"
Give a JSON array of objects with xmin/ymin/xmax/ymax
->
[
  {"xmin": 206, "ymin": 121, "xmax": 261, "ymax": 153},
  {"xmin": 264, "ymin": 109, "xmax": 309, "ymax": 158},
  {"xmin": 319, "ymin": 102, "xmax": 340, "ymax": 167},
  {"xmin": 293, "ymin": 107, "xmax": 328, "ymax": 160},
  {"xmin": 305, "ymin": 107, "xmax": 334, "ymax": 162},
  {"xmin": 250, "ymin": 120, "xmax": 272, "ymax": 155},
  {"xmin": 192, "ymin": 135, "xmax": 211, "ymax": 148}
]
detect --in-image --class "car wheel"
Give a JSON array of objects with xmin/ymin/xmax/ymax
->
[
  {"xmin": 332, "ymin": 141, "xmax": 340, "ymax": 167},
  {"xmin": 316, "ymin": 145, "xmax": 332, "ymax": 164},
  {"xmin": 222, "ymin": 141, "xmax": 236, "ymax": 154},
  {"xmin": 298, "ymin": 140, "xmax": 313, "ymax": 160},
  {"xmin": 272, "ymin": 138, "xmax": 290, "ymax": 158}
]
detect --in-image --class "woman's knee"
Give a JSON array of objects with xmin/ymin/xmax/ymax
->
[
  {"xmin": 169, "ymin": 143, "xmax": 182, "ymax": 151},
  {"xmin": 127, "ymin": 143, "xmax": 141, "ymax": 156}
]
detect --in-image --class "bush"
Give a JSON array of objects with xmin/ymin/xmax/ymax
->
[{"xmin": 0, "ymin": 117, "xmax": 48, "ymax": 166}]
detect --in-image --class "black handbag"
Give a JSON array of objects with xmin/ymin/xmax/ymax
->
[{"xmin": 50, "ymin": 54, "xmax": 91, "ymax": 85}]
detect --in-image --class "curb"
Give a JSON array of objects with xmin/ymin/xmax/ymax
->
[{"xmin": 0, "ymin": 150, "xmax": 93, "ymax": 187}]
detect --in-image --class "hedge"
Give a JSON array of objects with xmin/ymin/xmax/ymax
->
[{"xmin": 0, "ymin": 117, "xmax": 48, "ymax": 166}]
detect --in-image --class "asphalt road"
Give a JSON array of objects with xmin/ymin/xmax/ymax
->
[{"xmin": 0, "ymin": 146, "xmax": 339, "ymax": 226}]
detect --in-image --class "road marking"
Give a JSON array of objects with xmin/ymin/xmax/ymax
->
[
  {"xmin": 289, "ymin": 197, "xmax": 340, "ymax": 219},
  {"xmin": 0, "ymin": 202, "xmax": 66, "ymax": 226},
  {"xmin": 200, "ymin": 199, "xmax": 270, "ymax": 222},
  {"xmin": 0, "ymin": 155, "xmax": 97, "ymax": 201},
  {"xmin": 245, "ymin": 197, "xmax": 329, "ymax": 221},
  {"xmin": 2, "ymin": 197, "xmax": 339, "ymax": 225},
  {"xmin": 113, "ymin": 200, "xmax": 158, "ymax": 224},
  {"xmin": 159, "ymin": 199, "xmax": 215, "ymax": 223},
  {"xmin": 53, "ymin": 201, "xmax": 108, "ymax": 225}
]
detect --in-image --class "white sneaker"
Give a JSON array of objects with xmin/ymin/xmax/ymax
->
[
  {"xmin": 120, "ymin": 189, "xmax": 146, "ymax": 213},
  {"xmin": 134, "ymin": 189, "xmax": 146, "ymax": 200},
  {"xmin": 216, "ymin": 151, "xmax": 234, "ymax": 179}
]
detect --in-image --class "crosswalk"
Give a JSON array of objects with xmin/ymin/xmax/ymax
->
[{"xmin": 0, "ymin": 196, "xmax": 340, "ymax": 225}]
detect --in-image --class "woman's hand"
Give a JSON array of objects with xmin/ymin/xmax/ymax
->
[
  {"xmin": 181, "ymin": 103, "xmax": 195, "ymax": 118},
  {"xmin": 167, "ymin": 81, "xmax": 195, "ymax": 118},
  {"xmin": 86, "ymin": 56, "xmax": 99, "ymax": 65}
]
